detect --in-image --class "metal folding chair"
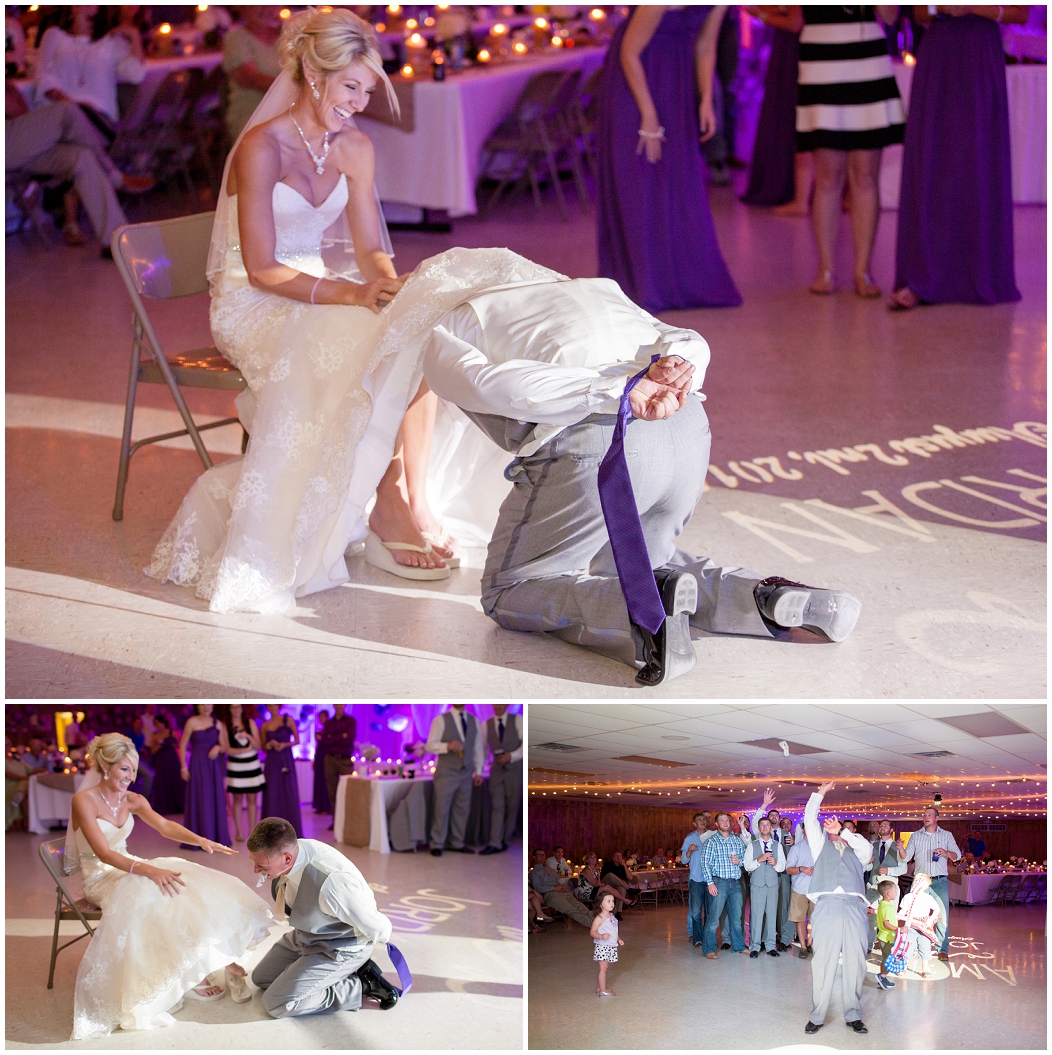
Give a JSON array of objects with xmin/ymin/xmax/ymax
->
[
  {"xmin": 38, "ymin": 838, "xmax": 102, "ymax": 988},
  {"xmin": 111, "ymin": 211, "xmax": 247, "ymax": 521},
  {"xmin": 478, "ymin": 68, "xmax": 588, "ymax": 221},
  {"xmin": 989, "ymin": 873, "xmax": 1022, "ymax": 905}
]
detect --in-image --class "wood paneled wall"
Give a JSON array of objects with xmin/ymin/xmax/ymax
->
[{"xmin": 528, "ymin": 799, "xmax": 1047, "ymax": 866}]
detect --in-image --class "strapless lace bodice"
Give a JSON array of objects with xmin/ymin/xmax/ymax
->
[{"xmin": 222, "ymin": 177, "xmax": 351, "ymax": 283}]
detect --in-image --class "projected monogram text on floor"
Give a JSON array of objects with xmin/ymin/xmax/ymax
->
[{"xmin": 368, "ymin": 886, "xmax": 493, "ymax": 933}]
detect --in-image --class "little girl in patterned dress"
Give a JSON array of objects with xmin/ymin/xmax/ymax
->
[{"xmin": 590, "ymin": 893, "xmax": 624, "ymax": 996}]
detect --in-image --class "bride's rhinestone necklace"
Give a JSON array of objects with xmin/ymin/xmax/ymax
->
[
  {"xmin": 289, "ymin": 106, "xmax": 331, "ymax": 176},
  {"xmin": 99, "ymin": 783, "xmax": 125, "ymax": 820}
]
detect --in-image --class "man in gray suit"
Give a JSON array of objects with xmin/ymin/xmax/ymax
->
[
  {"xmin": 423, "ymin": 276, "xmax": 861, "ymax": 687},
  {"xmin": 745, "ymin": 816, "xmax": 786, "ymax": 956},
  {"xmin": 802, "ymin": 781, "xmax": 874, "ymax": 1036},
  {"xmin": 480, "ymin": 705, "xmax": 522, "ymax": 855},
  {"xmin": 246, "ymin": 817, "xmax": 399, "ymax": 1017},
  {"xmin": 423, "ymin": 705, "xmax": 485, "ymax": 856}
]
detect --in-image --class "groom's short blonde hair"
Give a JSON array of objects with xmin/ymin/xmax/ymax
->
[{"xmin": 247, "ymin": 817, "xmax": 298, "ymax": 855}]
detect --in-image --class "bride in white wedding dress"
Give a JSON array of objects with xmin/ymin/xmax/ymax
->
[
  {"xmin": 146, "ymin": 8, "xmax": 562, "ymax": 613},
  {"xmin": 66, "ymin": 734, "xmax": 274, "ymax": 1040}
]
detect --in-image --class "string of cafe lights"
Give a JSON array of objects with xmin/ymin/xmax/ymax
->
[{"xmin": 526, "ymin": 774, "xmax": 1046, "ymax": 818}]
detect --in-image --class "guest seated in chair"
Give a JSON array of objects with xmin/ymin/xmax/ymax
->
[{"xmin": 530, "ymin": 848, "xmax": 595, "ymax": 928}]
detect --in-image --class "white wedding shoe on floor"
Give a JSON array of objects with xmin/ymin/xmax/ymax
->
[
  {"xmin": 226, "ymin": 968, "xmax": 251, "ymax": 1003},
  {"xmin": 364, "ymin": 531, "xmax": 450, "ymax": 581}
]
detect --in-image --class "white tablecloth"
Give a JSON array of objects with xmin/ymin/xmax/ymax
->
[
  {"xmin": 358, "ymin": 46, "xmax": 606, "ymax": 216},
  {"xmin": 880, "ymin": 62, "xmax": 1046, "ymax": 208},
  {"xmin": 333, "ymin": 774, "xmax": 435, "ymax": 854},
  {"xmin": 949, "ymin": 871, "xmax": 1045, "ymax": 904},
  {"xmin": 27, "ymin": 773, "xmax": 86, "ymax": 834}
]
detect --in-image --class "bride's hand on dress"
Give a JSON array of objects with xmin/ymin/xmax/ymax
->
[
  {"xmin": 341, "ymin": 276, "xmax": 406, "ymax": 314},
  {"xmin": 143, "ymin": 864, "xmax": 186, "ymax": 896}
]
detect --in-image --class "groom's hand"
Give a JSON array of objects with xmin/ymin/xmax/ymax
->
[
  {"xmin": 629, "ymin": 377, "xmax": 686, "ymax": 421},
  {"xmin": 647, "ymin": 355, "xmax": 694, "ymax": 395}
]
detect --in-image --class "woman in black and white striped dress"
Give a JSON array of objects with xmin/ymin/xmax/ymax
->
[
  {"xmin": 794, "ymin": 6, "xmax": 904, "ymax": 297},
  {"xmin": 218, "ymin": 704, "xmax": 264, "ymax": 842}
]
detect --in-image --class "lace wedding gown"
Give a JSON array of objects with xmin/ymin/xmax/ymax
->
[
  {"xmin": 147, "ymin": 176, "xmax": 562, "ymax": 614},
  {"xmin": 70, "ymin": 816, "xmax": 273, "ymax": 1040}
]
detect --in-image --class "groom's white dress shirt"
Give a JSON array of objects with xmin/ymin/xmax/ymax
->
[
  {"xmin": 423, "ymin": 277, "xmax": 711, "ymax": 456},
  {"xmin": 280, "ymin": 839, "xmax": 392, "ymax": 943}
]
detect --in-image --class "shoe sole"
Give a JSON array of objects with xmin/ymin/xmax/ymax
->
[
  {"xmin": 661, "ymin": 572, "xmax": 698, "ymax": 682},
  {"xmin": 770, "ymin": 587, "xmax": 861, "ymax": 642}
]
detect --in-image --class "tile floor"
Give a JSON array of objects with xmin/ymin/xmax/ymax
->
[
  {"xmin": 528, "ymin": 900, "xmax": 1046, "ymax": 1049},
  {"xmin": 5, "ymin": 175, "xmax": 1046, "ymax": 698},
  {"xmin": 5, "ymin": 805, "xmax": 522, "ymax": 1049}
]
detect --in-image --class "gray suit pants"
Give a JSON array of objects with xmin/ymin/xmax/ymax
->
[
  {"xmin": 749, "ymin": 882, "xmax": 778, "ymax": 951},
  {"xmin": 777, "ymin": 871, "xmax": 792, "ymax": 943},
  {"xmin": 477, "ymin": 398, "xmax": 772, "ymax": 669},
  {"xmin": 252, "ymin": 930, "xmax": 373, "ymax": 1018},
  {"xmin": 808, "ymin": 894, "xmax": 869, "ymax": 1025},
  {"xmin": 487, "ymin": 760, "xmax": 522, "ymax": 848},
  {"xmin": 430, "ymin": 767, "xmax": 472, "ymax": 850},
  {"xmin": 5, "ymin": 101, "xmax": 126, "ymax": 243}
]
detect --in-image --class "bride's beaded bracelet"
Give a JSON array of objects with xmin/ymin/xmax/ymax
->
[{"xmin": 638, "ymin": 127, "xmax": 666, "ymax": 139}]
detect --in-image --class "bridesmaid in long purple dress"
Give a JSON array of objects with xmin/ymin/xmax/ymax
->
[
  {"xmin": 178, "ymin": 704, "xmax": 231, "ymax": 848},
  {"xmin": 148, "ymin": 714, "xmax": 184, "ymax": 815},
  {"xmin": 891, "ymin": 6, "xmax": 1025, "ymax": 309},
  {"xmin": 596, "ymin": 5, "xmax": 741, "ymax": 312},
  {"xmin": 260, "ymin": 706, "xmax": 303, "ymax": 837},
  {"xmin": 312, "ymin": 709, "xmax": 331, "ymax": 813}
]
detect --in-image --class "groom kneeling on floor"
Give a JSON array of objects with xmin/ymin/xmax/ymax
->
[
  {"xmin": 247, "ymin": 818, "xmax": 399, "ymax": 1017},
  {"xmin": 423, "ymin": 275, "xmax": 863, "ymax": 686}
]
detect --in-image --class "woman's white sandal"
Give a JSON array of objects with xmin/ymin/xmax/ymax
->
[
  {"xmin": 420, "ymin": 529, "xmax": 460, "ymax": 568},
  {"xmin": 226, "ymin": 967, "xmax": 251, "ymax": 1003},
  {"xmin": 364, "ymin": 531, "xmax": 450, "ymax": 581}
]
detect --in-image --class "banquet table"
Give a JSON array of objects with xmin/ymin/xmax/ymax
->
[
  {"xmin": 949, "ymin": 870, "xmax": 1046, "ymax": 905},
  {"xmin": 879, "ymin": 61, "xmax": 1046, "ymax": 208},
  {"xmin": 27, "ymin": 772, "xmax": 86, "ymax": 835},
  {"xmin": 333, "ymin": 773, "xmax": 498, "ymax": 853},
  {"xmin": 357, "ymin": 45, "xmax": 607, "ymax": 217}
]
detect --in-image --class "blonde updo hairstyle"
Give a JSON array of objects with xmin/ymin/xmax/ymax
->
[
  {"xmin": 87, "ymin": 733, "xmax": 139, "ymax": 778},
  {"xmin": 278, "ymin": 8, "xmax": 399, "ymax": 118}
]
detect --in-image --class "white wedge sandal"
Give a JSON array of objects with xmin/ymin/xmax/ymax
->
[{"xmin": 364, "ymin": 531, "xmax": 450, "ymax": 581}]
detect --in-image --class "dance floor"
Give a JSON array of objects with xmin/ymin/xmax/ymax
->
[
  {"xmin": 5, "ymin": 808, "xmax": 522, "ymax": 1049},
  {"xmin": 5, "ymin": 177, "xmax": 1046, "ymax": 697},
  {"xmin": 528, "ymin": 900, "xmax": 1046, "ymax": 1050}
]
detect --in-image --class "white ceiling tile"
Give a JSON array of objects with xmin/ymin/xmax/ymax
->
[{"xmin": 989, "ymin": 705, "xmax": 1047, "ymax": 734}]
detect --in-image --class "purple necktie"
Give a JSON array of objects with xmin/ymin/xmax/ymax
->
[
  {"xmin": 386, "ymin": 942, "xmax": 413, "ymax": 995},
  {"xmin": 597, "ymin": 356, "xmax": 666, "ymax": 636}
]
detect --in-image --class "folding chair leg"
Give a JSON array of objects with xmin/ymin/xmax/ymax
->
[
  {"xmin": 540, "ymin": 133, "xmax": 568, "ymax": 222},
  {"xmin": 48, "ymin": 890, "xmax": 62, "ymax": 988},
  {"xmin": 113, "ymin": 324, "xmax": 143, "ymax": 522}
]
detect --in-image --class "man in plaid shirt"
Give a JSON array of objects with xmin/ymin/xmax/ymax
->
[{"xmin": 700, "ymin": 811, "xmax": 748, "ymax": 957}]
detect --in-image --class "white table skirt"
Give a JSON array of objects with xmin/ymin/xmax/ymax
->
[
  {"xmin": 880, "ymin": 62, "xmax": 1046, "ymax": 208},
  {"xmin": 333, "ymin": 775, "xmax": 435, "ymax": 854},
  {"xmin": 950, "ymin": 871, "xmax": 1044, "ymax": 904},
  {"xmin": 27, "ymin": 773, "xmax": 86, "ymax": 835},
  {"xmin": 358, "ymin": 46, "xmax": 607, "ymax": 216}
]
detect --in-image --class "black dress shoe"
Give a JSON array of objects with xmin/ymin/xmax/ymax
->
[
  {"xmin": 805, "ymin": 1021, "xmax": 823, "ymax": 1034},
  {"xmin": 452, "ymin": 846, "xmax": 475, "ymax": 854},
  {"xmin": 846, "ymin": 1021, "xmax": 868, "ymax": 1034},
  {"xmin": 721, "ymin": 942, "xmax": 731, "ymax": 951},
  {"xmin": 357, "ymin": 959, "xmax": 399, "ymax": 1010},
  {"xmin": 767, "ymin": 949, "xmax": 780, "ymax": 957},
  {"xmin": 479, "ymin": 846, "xmax": 500, "ymax": 855},
  {"xmin": 754, "ymin": 575, "xmax": 861, "ymax": 642},
  {"xmin": 749, "ymin": 950, "xmax": 759, "ymax": 958},
  {"xmin": 430, "ymin": 848, "xmax": 442, "ymax": 856},
  {"xmin": 776, "ymin": 943, "xmax": 788, "ymax": 952},
  {"xmin": 500, "ymin": 842, "xmax": 508, "ymax": 851},
  {"xmin": 633, "ymin": 569, "xmax": 698, "ymax": 686}
]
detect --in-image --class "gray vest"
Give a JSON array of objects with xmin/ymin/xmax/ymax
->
[
  {"xmin": 486, "ymin": 715, "xmax": 522, "ymax": 771},
  {"xmin": 436, "ymin": 710, "xmax": 476, "ymax": 775},
  {"xmin": 273, "ymin": 862, "xmax": 362, "ymax": 952},
  {"xmin": 750, "ymin": 835, "xmax": 780, "ymax": 888},
  {"xmin": 867, "ymin": 839, "xmax": 902, "ymax": 888},
  {"xmin": 809, "ymin": 836, "xmax": 867, "ymax": 897}
]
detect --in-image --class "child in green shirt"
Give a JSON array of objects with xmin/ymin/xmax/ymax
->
[{"xmin": 875, "ymin": 879, "xmax": 899, "ymax": 990}]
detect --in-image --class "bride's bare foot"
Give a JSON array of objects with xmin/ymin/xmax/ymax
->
[
  {"xmin": 809, "ymin": 270, "xmax": 835, "ymax": 295},
  {"xmin": 410, "ymin": 505, "xmax": 459, "ymax": 561},
  {"xmin": 369, "ymin": 500, "xmax": 445, "ymax": 570}
]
